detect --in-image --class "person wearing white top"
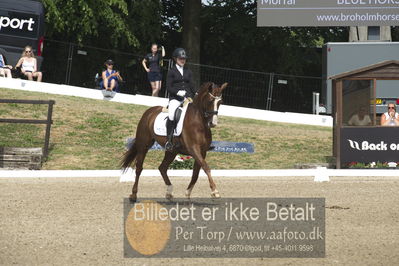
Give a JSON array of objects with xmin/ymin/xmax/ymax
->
[
  {"xmin": 380, "ymin": 103, "xmax": 399, "ymax": 126},
  {"xmin": 15, "ymin": 45, "xmax": 42, "ymax": 82},
  {"xmin": 348, "ymin": 106, "xmax": 372, "ymax": 126}
]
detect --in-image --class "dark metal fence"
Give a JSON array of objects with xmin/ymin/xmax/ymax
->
[
  {"xmin": 41, "ymin": 39, "xmax": 321, "ymax": 113},
  {"xmin": 187, "ymin": 63, "xmax": 322, "ymax": 113}
]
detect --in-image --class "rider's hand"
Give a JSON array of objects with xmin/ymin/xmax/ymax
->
[{"xmin": 177, "ymin": 90, "xmax": 186, "ymax": 97}]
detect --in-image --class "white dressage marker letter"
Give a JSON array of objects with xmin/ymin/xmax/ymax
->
[{"xmin": 314, "ymin": 167, "xmax": 330, "ymax": 182}]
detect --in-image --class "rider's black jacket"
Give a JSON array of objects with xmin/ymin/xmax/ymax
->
[{"xmin": 166, "ymin": 64, "xmax": 196, "ymax": 101}]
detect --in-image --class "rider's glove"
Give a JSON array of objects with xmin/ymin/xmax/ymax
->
[{"xmin": 177, "ymin": 90, "xmax": 186, "ymax": 97}]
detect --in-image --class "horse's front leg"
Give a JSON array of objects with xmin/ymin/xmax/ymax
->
[
  {"xmin": 186, "ymin": 161, "xmax": 201, "ymax": 199},
  {"xmin": 159, "ymin": 150, "xmax": 178, "ymax": 199},
  {"xmin": 190, "ymin": 147, "xmax": 220, "ymax": 198}
]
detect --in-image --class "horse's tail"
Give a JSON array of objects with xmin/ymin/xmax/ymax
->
[{"xmin": 120, "ymin": 138, "xmax": 138, "ymax": 171}]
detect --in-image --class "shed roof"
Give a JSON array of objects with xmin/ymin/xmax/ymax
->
[{"xmin": 329, "ymin": 60, "xmax": 399, "ymax": 80}]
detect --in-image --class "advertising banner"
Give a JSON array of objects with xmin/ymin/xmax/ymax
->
[
  {"xmin": 126, "ymin": 138, "xmax": 255, "ymax": 153},
  {"xmin": 341, "ymin": 127, "xmax": 399, "ymax": 165},
  {"xmin": 257, "ymin": 0, "xmax": 399, "ymax": 26},
  {"xmin": 0, "ymin": 11, "xmax": 39, "ymax": 38}
]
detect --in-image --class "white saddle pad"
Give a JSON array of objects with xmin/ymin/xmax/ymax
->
[{"xmin": 154, "ymin": 102, "xmax": 190, "ymax": 136}]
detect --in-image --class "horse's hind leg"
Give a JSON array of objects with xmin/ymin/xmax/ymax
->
[
  {"xmin": 158, "ymin": 151, "xmax": 178, "ymax": 199},
  {"xmin": 186, "ymin": 161, "xmax": 200, "ymax": 199},
  {"xmin": 130, "ymin": 143, "xmax": 153, "ymax": 202}
]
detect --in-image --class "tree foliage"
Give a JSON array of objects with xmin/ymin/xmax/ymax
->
[
  {"xmin": 160, "ymin": 0, "xmax": 184, "ymax": 56},
  {"xmin": 41, "ymin": 0, "xmax": 163, "ymax": 50},
  {"xmin": 41, "ymin": 0, "xmax": 354, "ymax": 76},
  {"xmin": 200, "ymin": 1, "xmax": 348, "ymax": 75},
  {"xmin": 125, "ymin": 0, "xmax": 163, "ymax": 52},
  {"xmin": 161, "ymin": 0, "xmax": 348, "ymax": 75}
]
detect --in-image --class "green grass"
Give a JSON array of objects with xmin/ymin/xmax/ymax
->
[{"xmin": 0, "ymin": 88, "xmax": 332, "ymax": 169}]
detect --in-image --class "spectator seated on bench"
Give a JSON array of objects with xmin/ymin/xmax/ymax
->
[
  {"xmin": 0, "ymin": 53, "xmax": 12, "ymax": 78},
  {"xmin": 15, "ymin": 46, "xmax": 42, "ymax": 82},
  {"xmin": 100, "ymin": 59, "xmax": 123, "ymax": 92},
  {"xmin": 94, "ymin": 72, "xmax": 114, "ymax": 98},
  {"xmin": 95, "ymin": 70, "xmax": 125, "ymax": 91}
]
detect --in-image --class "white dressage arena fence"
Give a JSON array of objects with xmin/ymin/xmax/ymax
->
[
  {"xmin": 0, "ymin": 78, "xmax": 332, "ymax": 127},
  {"xmin": 1, "ymin": 168, "xmax": 399, "ymax": 182}
]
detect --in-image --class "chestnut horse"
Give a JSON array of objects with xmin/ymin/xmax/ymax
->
[{"xmin": 121, "ymin": 82, "xmax": 227, "ymax": 202}]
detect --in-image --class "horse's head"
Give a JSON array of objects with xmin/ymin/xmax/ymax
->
[{"xmin": 194, "ymin": 82, "xmax": 228, "ymax": 128}]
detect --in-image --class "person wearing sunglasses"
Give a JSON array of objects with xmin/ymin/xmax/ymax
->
[
  {"xmin": 15, "ymin": 46, "xmax": 42, "ymax": 82},
  {"xmin": 101, "ymin": 59, "xmax": 122, "ymax": 92},
  {"xmin": 381, "ymin": 103, "xmax": 399, "ymax": 126}
]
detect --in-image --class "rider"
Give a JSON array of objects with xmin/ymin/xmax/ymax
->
[{"xmin": 165, "ymin": 48, "xmax": 196, "ymax": 151}]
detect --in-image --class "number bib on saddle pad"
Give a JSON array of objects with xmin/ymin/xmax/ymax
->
[{"xmin": 153, "ymin": 100, "xmax": 191, "ymax": 136}]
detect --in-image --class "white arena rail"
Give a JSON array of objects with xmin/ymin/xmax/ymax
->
[
  {"xmin": 1, "ymin": 168, "xmax": 399, "ymax": 182},
  {"xmin": 0, "ymin": 78, "xmax": 332, "ymax": 127}
]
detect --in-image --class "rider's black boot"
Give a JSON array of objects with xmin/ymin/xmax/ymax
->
[{"xmin": 165, "ymin": 119, "xmax": 175, "ymax": 151}]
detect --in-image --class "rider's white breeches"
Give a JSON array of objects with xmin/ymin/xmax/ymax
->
[{"xmin": 168, "ymin": 99, "xmax": 182, "ymax": 120}]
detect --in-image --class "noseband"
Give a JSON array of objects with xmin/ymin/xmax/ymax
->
[
  {"xmin": 204, "ymin": 110, "xmax": 218, "ymax": 117},
  {"xmin": 204, "ymin": 93, "xmax": 222, "ymax": 118}
]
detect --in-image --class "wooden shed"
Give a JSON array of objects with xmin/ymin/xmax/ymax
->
[{"xmin": 330, "ymin": 60, "xmax": 399, "ymax": 168}]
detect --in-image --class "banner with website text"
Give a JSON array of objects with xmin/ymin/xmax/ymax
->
[
  {"xmin": 124, "ymin": 198, "xmax": 325, "ymax": 258},
  {"xmin": 257, "ymin": 0, "xmax": 399, "ymax": 26}
]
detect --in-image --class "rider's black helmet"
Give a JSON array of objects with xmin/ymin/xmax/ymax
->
[{"xmin": 172, "ymin": 48, "xmax": 188, "ymax": 59}]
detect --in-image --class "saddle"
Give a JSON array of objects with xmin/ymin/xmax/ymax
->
[{"xmin": 154, "ymin": 98, "xmax": 192, "ymax": 136}]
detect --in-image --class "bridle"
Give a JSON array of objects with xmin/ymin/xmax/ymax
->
[
  {"xmin": 204, "ymin": 110, "xmax": 219, "ymax": 117},
  {"xmin": 204, "ymin": 93, "xmax": 222, "ymax": 117},
  {"xmin": 204, "ymin": 92, "xmax": 222, "ymax": 127}
]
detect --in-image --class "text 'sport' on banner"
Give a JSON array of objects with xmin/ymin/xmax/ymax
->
[{"xmin": 257, "ymin": 0, "xmax": 399, "ymax": 27}]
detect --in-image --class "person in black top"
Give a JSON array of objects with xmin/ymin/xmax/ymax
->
[
  {"xmin": 165, "ymin": 48, "xmax": 196, "ymax": 151},
  {"xmin": 142, "ymin": 44, "xmax": 165, "ymax": 96}
]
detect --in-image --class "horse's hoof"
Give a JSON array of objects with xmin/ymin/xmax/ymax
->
[
  {"xmin": 129, "ymin": 194, "xmax": 137, "ymax": 203},
  {"xmin": 165, "ymin": 193, "xmax": 174, "ymax": 200},
  {"xmin": 211, "ymin": 190, "xmax": 221, "ymax": 198},
  {"xmin": 185, "ymin": 188, "xmax": 193, "ymax": 199}
]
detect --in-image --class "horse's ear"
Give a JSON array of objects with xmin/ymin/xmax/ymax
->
[
  {"xmin": 207, "ymin": 82, "xmax": 214, "ymax": 92},
  {"xmin": 221, "ymin": 82, "xmax": 228, "ymax": 91}
]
